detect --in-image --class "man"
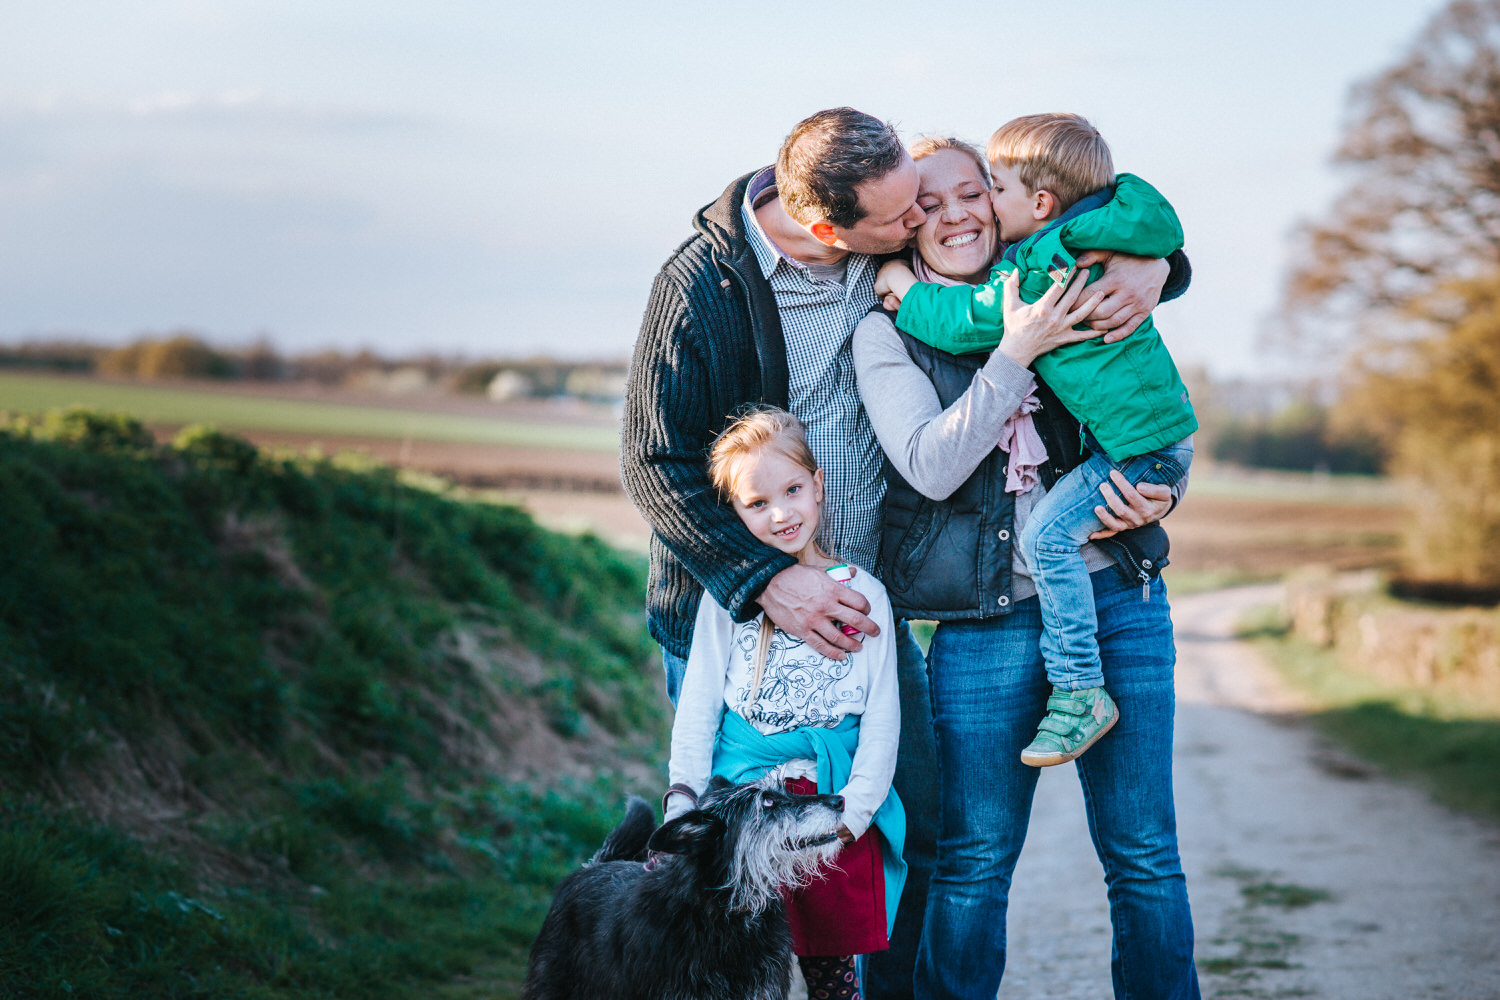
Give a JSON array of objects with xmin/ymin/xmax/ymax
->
[{"xmin": 620, "ymin": 106, "xmax": 1183, "ymax": 999}]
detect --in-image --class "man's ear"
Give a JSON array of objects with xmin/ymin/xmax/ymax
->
[
  {"xmin": 648, "ymin": 810, "xmax": 724, "ymax": 855},
  {"xmin": 810, "ymin": 221, "xmax": 839, "ymax": 247}
]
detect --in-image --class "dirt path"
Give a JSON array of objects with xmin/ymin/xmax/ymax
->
[{"xmin": 996, "ymin": 583, "xmax": 1500, "ymax": 1000}]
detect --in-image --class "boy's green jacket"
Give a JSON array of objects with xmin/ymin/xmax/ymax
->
[{"xmin": 896, "ymin": 172, "xmax": 1198, "ymax": 461}]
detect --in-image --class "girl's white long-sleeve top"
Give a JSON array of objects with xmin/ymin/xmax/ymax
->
[{"xmin": 665, "ymin": 568, "xmax": 900, "ymax": 840}]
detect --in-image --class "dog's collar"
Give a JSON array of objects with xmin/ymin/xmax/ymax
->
[
  {"xmin": 662, "ymin": 782, "xmax": 699, "ymax": 813},
  {"xmin": 645, "ymin": 783, "xmax": 701, "ymax": 873}
]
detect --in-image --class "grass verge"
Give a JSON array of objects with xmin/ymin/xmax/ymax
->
[
  {"xmin": 1163, "ymin": 567, "xmax": 1280, "ymax": 597},
  {"xmin": 0, "ymin": 783, "xmax": 628, "ymax": 999},
  {"xmin": 1239, "ymin": 606, "xmax": 1500, "ymax": 824}
]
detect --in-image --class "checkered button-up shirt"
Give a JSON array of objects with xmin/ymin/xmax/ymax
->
[{"xmin": 742, "ymin": 168, "xmax": 886, "ymax": 572}]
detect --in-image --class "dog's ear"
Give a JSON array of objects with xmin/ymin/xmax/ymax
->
[
  {"xmin": 648, "ymin": 810, "xmax": 724, "ymax": 855},
  {"xmin": 705, "ymin": 774, "xmax": 734, "ymax": 793}
]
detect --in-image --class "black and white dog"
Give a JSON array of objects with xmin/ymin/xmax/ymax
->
[{"xmin": 520, "ymin": 775, "xmax": 846, "ymax": 1000}]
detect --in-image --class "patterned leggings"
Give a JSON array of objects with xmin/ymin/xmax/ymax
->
[{"xmin": 798, "ymin": 954, "xmax": 861, "ymax": 999}]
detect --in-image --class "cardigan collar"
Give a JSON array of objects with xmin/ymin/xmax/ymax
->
[{"xmin": 691, "ymin": 168, "xmax": 790, "ymax": 408}]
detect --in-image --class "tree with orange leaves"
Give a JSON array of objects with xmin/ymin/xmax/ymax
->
[{"xmin": 1286, "ymin": 0, "xmax": 1500, "ymax": 587}]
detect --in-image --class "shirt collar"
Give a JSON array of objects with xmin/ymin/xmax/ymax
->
[{"xmin": 742, "ymin": 167, "xmax": 788, "ymax": 280}]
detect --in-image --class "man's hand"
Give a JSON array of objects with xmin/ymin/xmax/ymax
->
[
  {"xmin": 836, "ymin": 823, "xmax": 856, "ymax": 846},
  {"xmin": 1087, "ymin": 471, "xmax": 1174, "ymax": 539},
  {"xmin": 759, "ymin": 563, "xmax": 878, "ymax": 660},
  {"xmin": 1073, "ymin": 251, "xmax": 1169, "ymax": 343},
  {"xmin": 875, "ymin": 260, "xmax": 918, "ymax": 312}
]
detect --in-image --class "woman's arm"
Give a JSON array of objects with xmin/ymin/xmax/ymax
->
[
  {"xmin": 852, "ymin": 273, "xmax": 1104, "ymax": 501},
  {"xmin": 854, "ymin": 311, "xmax": 1032, "ymax": 500}
]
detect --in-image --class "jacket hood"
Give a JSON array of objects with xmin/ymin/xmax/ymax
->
[
  {"xmin": 1000, "ymin": 183, "xmax": 1114, "ymax": 267},
  {"xmin": 693, "ymin": 168, "xmax": 769, "ymax": 264}
]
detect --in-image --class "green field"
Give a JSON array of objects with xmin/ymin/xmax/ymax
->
[{"xmin": 0, "ymin": 372, "xmax": 619, "ymax": 451}]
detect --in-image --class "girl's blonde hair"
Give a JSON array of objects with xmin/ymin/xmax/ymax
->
[
  {"xmin": 709, "ymin": 405, "xmax": 819, "ymax": 499},
  {"xmin": 710, "ymin": 405, "xmax": 823, "ymax": 721}
]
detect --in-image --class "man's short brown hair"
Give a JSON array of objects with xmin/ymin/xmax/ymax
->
[
  {"xmin": 987, "ymin": 113, "xmax": 1114, "ymax": 211},
  {"xmin": 776, "ymin": 107, "xmax": 905, "ymax": 228}
]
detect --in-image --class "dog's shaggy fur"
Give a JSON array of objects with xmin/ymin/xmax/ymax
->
[{"xmin": 520, "ymin": 775, "xmax": 847, "ymax": 1000}]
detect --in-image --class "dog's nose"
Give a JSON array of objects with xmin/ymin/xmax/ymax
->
[{"xmin": 827, "ymin": 795, "xmax": 845, "ymax": 812}]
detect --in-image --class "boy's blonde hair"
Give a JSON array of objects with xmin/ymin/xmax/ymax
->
[
  {"xmin": 987, "ymin": 113, "xmax": 1115, "ymax": 211},
  {"xmin": 709, "ymin": 405, "xmax": 819, "ymax": 499},
  {"xmin": 909, "ymin": 134, "xmax": 990, "ymax": 185}
]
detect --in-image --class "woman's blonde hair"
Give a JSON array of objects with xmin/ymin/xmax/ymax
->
[
  {"xmin": 709, "ymin": 405, "xmax": 819, "ymax": 499},
  {"xmin": 909, "ymin": 133, "xmax": 990, "ymax": 185},
  {"xmin": 986, "ymin": 112, "xmax": 1114, "ymax": 211}
]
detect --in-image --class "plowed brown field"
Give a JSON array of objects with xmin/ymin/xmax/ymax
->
[{"xmin": 200, "ymin": 428, "xmax": 1406, "ymax": 576}]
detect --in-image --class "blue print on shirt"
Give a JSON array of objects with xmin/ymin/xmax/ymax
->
[{"xmin": 732, "ymin": 621, "xmax": 868, "ymax": 731}]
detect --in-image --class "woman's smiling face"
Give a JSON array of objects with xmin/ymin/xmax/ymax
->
[{"xmin": 913, "ymin": 147, "xmax": 998, "ymax": 284}]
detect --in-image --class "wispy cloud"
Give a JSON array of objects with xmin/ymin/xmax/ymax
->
[{"xmin": 0, "ymin": 91, "xmax": 433, "ymax": 134}]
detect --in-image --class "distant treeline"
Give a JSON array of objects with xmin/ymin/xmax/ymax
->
[
  {"xmin": 1207, "ymin": 400, "xmax": 1385, "ymax": 475},
  {"xmin": 0, "ymin": 335, "xmax": 629, "ymax": 401}
]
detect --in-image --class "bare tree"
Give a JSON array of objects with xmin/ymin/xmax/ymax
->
[
  {"xmin": 1284, "ymin": 0, "xmax": 1500, "ymax": 587},
  {"xmin": 1283, "ymin": 0, "xmax": 1500, "ymax": 348}
]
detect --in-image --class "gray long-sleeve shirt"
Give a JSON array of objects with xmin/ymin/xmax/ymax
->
[{"xmin": 852, "ymin": 310, "xmax": 1119, "ymax": 602}]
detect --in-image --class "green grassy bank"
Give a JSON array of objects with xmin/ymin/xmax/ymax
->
[{"xmin": 0, "ymin": 409, "xmax": 666, "ymax": 998}]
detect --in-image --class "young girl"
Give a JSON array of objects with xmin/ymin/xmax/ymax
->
[{"xmin": 663, "ymin": 405, "xmax": 905, "ymax": 1000}]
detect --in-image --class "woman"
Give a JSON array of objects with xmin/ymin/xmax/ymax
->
[{"xmin": 852, "ymin": 136, "xmax": 1199, "ymax": 1000}]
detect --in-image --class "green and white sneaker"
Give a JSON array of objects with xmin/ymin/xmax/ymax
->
[{"xmin": 1020, "ymin": 686, "xmax": 1119, "ymax": 767}]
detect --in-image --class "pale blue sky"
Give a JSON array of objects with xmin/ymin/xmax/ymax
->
[{"xmin": 0, "ymin": 1, "xmax": 1444, "ymax": 375}]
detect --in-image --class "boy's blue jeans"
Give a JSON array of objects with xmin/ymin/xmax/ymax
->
[
  {"xmin": 1018, "ymin": 438, "xmax": 1194, "ymax": 691},
  {"xmin": 917, "ymin": 570, "xmax": 1199, "ymax": 1000}
]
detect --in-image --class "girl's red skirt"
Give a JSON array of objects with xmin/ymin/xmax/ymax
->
[{"xmin": 780, "ymin": 775, "xmax": 888, "ymax": 956}]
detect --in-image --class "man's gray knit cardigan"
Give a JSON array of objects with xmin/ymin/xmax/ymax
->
[{"xmin": 621, "ymin": 169, "xmax": 795, "ymax": 661}]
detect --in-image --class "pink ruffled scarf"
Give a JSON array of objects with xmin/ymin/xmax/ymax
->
[{"xmin": 912, "ymin": 254, "xmax": 1047, "ymax": 493}]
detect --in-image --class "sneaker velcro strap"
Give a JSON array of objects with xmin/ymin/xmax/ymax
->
[
  {"xmin": 1037, "ymin": 716, "xmax": 1077, "ymax": 737},
  {"xmin": 1045, "ymin": 695, "xmax": 1087, "ymax": 715}
]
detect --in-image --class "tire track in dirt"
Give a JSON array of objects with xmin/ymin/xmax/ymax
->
[{"xmin": 995, "ymin": 583, "xmax": 1500, "ymax": 1000}]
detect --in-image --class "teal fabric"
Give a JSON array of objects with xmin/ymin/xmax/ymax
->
[
  {"xmin": 896, "ymin": 173, "xmax": 1198, "ymax": 461},
  {"xmin": 712, "ymin": 711, "xmax": 907, "ymax": 936}
]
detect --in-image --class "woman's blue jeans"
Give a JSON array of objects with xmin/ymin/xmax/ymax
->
[{"xmin": 916, "ymin": 569, "xmax": 1199, "ymax": 1000}]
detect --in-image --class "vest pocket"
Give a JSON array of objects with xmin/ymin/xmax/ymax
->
[{"xmin": 885, "ymin": 498, "xmax": 950, "ymax": 593}]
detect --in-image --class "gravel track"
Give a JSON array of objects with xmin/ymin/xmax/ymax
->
[{"xmin": 993, "ymin": 583, "xmax": 1500, "ymax": 1000}]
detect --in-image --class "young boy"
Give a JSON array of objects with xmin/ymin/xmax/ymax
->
[{"xmin": 875, "ymin": 112, "xmax": 1196, "ymax": 767}]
